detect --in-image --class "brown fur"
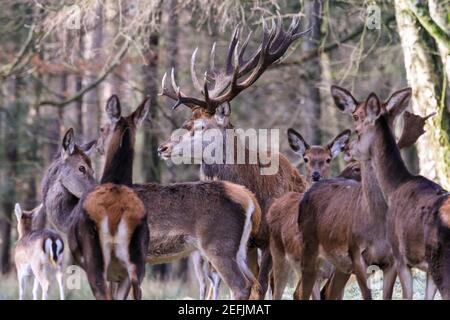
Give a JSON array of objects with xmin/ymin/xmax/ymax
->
[
  {"xmin": 83, "ymin": 183, "xmax": 145, "ymax": 236},
  {"xmin": 223, "ymin": 181, "xmax": 261, "ymax": 237},
  {"xmin": 440, "ymin": 198, "xmax": 450, "ymax": 228}
]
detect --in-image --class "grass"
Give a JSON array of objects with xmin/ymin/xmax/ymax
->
[{"xmin": 0, "ymin": 267, "xmax": 442, "ymax": 300}]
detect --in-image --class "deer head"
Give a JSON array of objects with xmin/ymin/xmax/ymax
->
[
  {"xmin": 15, "ymin": 203, "xmax": 32, "ymax": 239},
  {"xmin": 287, "ymin": 128, "xmax": 351, "ymax": 182},
  {"xmin": 96, "ymin": 95, "xmax": 151, "ymax": 156},
  {"xmin": 58, "ymin": 128, "xmax": 97, "ymax": 198},
  {"xmin": 158, "ymin": 16, "xmax": 309, "ymax": 160},
  {"xmin": 330, "ymin": 86, "xmax": 413, "ymax": 160}
]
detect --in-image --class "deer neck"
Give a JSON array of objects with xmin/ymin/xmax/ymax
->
[
  {"xmin": 101, "ymin": 127, "xmax": 134, "ymax": 186},
  {"xmin": 201, "ymin": 132, "xmax": 259, "ymax": 179},
  {"xmin": 45, "ymin": 180, "xmax": 80, "ymax": 233},
  {"xmin": 370, "ymin": 116, "xmax": 412, "ymax": 201},
  {"xmin": 17, "ymin": 224, "xmax": 31, "ymax": 239},
  {"xmin": 360, "ymin": 160, "xmax": 388, "ymax": 221}
]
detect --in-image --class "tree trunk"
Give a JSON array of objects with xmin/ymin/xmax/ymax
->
[
  {"xmin": 302, "ymin": 0, "xmax": 323, "ymax": 145},
  {"xmin": 395, "ymin": 0, "xmax": 450, "ymax": 189},
  {"xmin": 141, "ymin": 5, "xmax": 162, "ymax": 183},
  {"xmin": 0, "ymin": 80, "xmax": 20, "ymax": 274},
  {"xmin": 83, "ymin": 4, "xmax": 103, "ymax": 152},
  {"xmin": 429, "ymin": 0, "xmax": 450, "ymax": 88}
]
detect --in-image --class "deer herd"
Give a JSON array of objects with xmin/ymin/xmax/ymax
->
[{"xmin": 11, "ymin": 16, "xmax": 450, "ymax": 300}]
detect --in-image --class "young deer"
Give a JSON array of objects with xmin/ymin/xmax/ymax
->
[
  {"xmin": 267, "ymin": 128, "xmax": 350, "ymax": 300},
  {"xmin": 95, "ymin": 95, "xmax": 262, "ymax": 300},
  {"xmin": 14, "ymin": 203, "xmax": 65, "ymax": 300},
  {"xmin": 348, "ymin": 90, "xmax": 450, "ymax": 299},
  {"xmin": 298, "ymin": 87, "xmax": 419, "ymax": 300},
  {"xmin": 159, "ymin": 16, "xmax": 310, "ymax": 299},
  {"xmin": 42, "ymin": 129, "xmax": 148, "ymax": 300}
]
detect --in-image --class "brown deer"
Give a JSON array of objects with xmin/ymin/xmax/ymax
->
[
  {"xmin": 95, "ymin": 95, "xmax": 262, "ymax": 300},
  {"xmin": 267, "ymin": 128, "xmax": 351, "ymax": 300},
  {"xmin": 42, "ymin": 128, "xmax": 149, "ymax": 300},
  {"xmin": 298, "ymin": 86, "xmax": 420, "ymax": 300},
  {"xmin": 347, "ymin": 90, "xmax": 450, "ymax": 299},
  {"xmin": 158, "ymin": 16, "xmax": 310, "ymax": 299},
  {"xmin": 14, "ymin": 203, "xmax": 65, "ymax": 300}
]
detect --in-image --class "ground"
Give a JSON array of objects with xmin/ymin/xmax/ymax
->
[{"xmin": 0, "ymin": 268, "xmax": 441, "ymax": 300}]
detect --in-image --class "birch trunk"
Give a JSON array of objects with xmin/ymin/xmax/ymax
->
[{"xmin": 395, "ymin": 0, "xmax": 450, "ymax": 189}]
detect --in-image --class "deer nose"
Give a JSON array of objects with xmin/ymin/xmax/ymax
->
[
  {"xmin": 157, "ymin": 145, "xmax": 168, "ymax": 154},
  {"xmin": 311, "ymin": 172, "xmax": 321, "ymax": 182}
]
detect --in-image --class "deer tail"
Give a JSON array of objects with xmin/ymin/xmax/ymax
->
[{"xmin": 44, "ymin": 236, "xmax": 64, "ymax": 266}]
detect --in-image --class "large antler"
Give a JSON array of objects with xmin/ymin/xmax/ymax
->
[
  {"xmin": 397, "ymin": 111, "xmax": 436, "ymax": 149},
  {"xmin": 160, "ymin": 16, "xmax": 310, "ymax": 113}
]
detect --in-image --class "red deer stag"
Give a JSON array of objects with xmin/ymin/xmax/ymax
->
[
  {"xmin": 267, "ymin": 128, "xmax": 351, "ymax": 299},
  {"xmin": 348, "ymin": 91, "xmax": 450, "ymax": 299},
  {"xmin": 42, "ymin": 129, "xmax": 149, "ymax": 300},
  {"xmin": 158, "ymin": 16, "xmax": 310, "ymax": 299},
  {"xmin": 14, "ymin": 203, "xmax": 64, "ymax": 300},
  {"xmin": 95, "ymin": 95, "xmax": 262, "ymax": 300},
  {"xmin": 298, "ymin": 87, "xmax": 419, "ymax": 300}
]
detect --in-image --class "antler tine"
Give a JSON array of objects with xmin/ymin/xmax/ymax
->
[
  {"xmin": 226, "ymin": 25, "xmax": 240, "ymax": 74},
  {"xmin": 238, "ymin": 31, "xmax": 252, "ymax": 65},
  {"xmin": 190, "ymin": 48, "xmax": 204, "ymax": 93},
  {"xmin": 209, "ymin": 42, "xmax": 216, "ymax": 74},
  {"xmin": 159, "ymin": 72, "xmax": 177, "ymax": 100},
  {"xmin": 162, "ymin": 68, "xmax": 207, "ymax": 110}
]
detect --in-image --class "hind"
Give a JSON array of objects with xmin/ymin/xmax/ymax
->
[{"xmin": 84, "ymin": 183, "xmax": 148, "ymax": 299}]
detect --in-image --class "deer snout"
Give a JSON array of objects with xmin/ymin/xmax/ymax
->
[
  {"xmin": 157, "ymin": 144, "xmax": 171, "ymax": 159},
  {"xmin": 311, "ymin": 171, "xmax": 321, "ymax": 182}
]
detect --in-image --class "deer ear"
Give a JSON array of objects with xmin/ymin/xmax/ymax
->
[
  {"xmin": 80, "ymin": 140, "xmax": 97, "ymax": 156},
  {"xmin": 331, "ymin": 85, "xmax": 358, "ymax": 114},
  {"xmin": 386, "ymin": 87, "xmax": 412, "ymax": 120},
  {"xmin": 365, "ymin": 93, "xmax": 381, "ymax": 122},
  {"xmin": 106, "ymin": 95, "xmax": 121, "ymax": 123},
  {"xmin": 328, "ymin": 129, "xmax": 351, "ymax": 158},
  {"xmin": 61, "ymin": 128, "xmax": 75, "ymax": 160},
  {"xmin": 131, "ymin": 97, "xmax": 151, "ymax": 127},
  {"xmin": 14, "ymin": 203, "xmax": 22, "ymax": 220},
  {"xmin": 215, "ymin": 103, "xmax": 231, "ymax": 126},
  {"xmin": 287, "ymin": 128, "xmax": 310, "ymax": 156}
]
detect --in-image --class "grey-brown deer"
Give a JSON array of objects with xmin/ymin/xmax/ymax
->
[
  {"xmin": 14, "ymin": 203, "xmax": 65, "ymax": 300},
  {"xmin": 267, "ymin": 128, "xmax": 351, "ymax": 300},
  {"xmin": 348, "ymin": 90, "xmax": 450, "ymax": 299},
  {"xmin": 95, "ymin": 95, "xmax": 262, "ymax": 300},
  {"xmin": 158, "ymin": 16, "xmax": 310, "ymax": 299},
  {"xmin": 298, "ymin": 87, "xmax": 419, "ymax": 300}
]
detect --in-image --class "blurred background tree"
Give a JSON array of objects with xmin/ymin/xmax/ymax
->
[{"xmin": 0, "ymin": 0, "xmax": 448, "ymax": 286}]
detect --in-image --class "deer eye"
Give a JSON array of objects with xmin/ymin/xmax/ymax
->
[
  {"xmin": 79, "ymin": 166, "xmax": 86, "ymax": 174},
  {"xmin": 326, "ymin": 158, "xmax": 331, "ymax": 164},
  {"xmin": 353, "ymin": 115, "xmax": 359, "ymax": 121},
  {"xmin": 303, "ymin": 158, "xmax": 309, "ymax": 163}
]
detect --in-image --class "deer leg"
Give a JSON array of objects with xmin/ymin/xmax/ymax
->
[
  {"xmin": 271, "ymin": 254, "xmax": 290, "ymax": 300},
  {"xmin": 425, "ymin": 272, "xmax": 437, "ymax": 300},
  {"xmin": 382, "ymin": 265, "xmax": 397, "ymax": 300},
  {"xmin": 247, "ymin": 247, "xmax": 259, "ymax": 278},
  {"xmin": 192, "ymin": 252, "xmax": 207, "ymax": 300},
  {"xmin": 201, "ymin": 244, "xmax": 251, "ymax": 300},
  {"xmin": 255, "ymin": 248, "xmax": 272, "ymax": 299},
  {"xmin": 322, "ymin": 270, "xmax": 350, "ymax": 300},
  {"xmin": 352, "ymin": 251, "xmax": 372, "ymax": 300},
  {"xmin": 55, "ymin": 267, "xmax": 65, "ymax": 300},
  {"xmin": 114, "ymin": 277, "xmax": 131, "ymax": 300},
  {"xmin": 17, "ymin": 271, "xmax": 27, "ymax": 300},
  {"xmin": 32, "ymin": 277, "xmax": 40, "ymax": 300},
  {"xmin": 397, "ymin": 263, "xmax": 413, "ymax": 299},
  {"xmin": 211, "ymin": 272, "xmax": 221, "ymax": 300}
]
